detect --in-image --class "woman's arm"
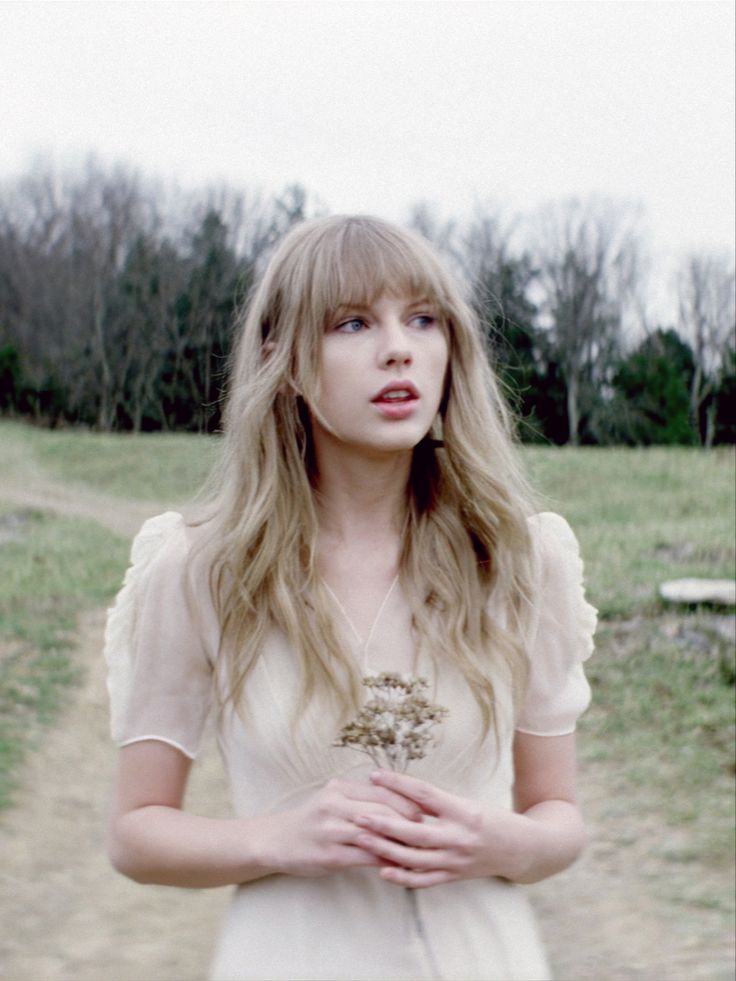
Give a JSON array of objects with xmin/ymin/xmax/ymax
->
[
  {"xmin": 108, "ymin": 740, "xmax": 424, "ymax": 888},
  {"xmin": 509, "ymin": 730, "xmax": 587, "ymax": 882},
  {"xmin": 349, "ymin": 732, "xmax": 587, "ymax": 888}
]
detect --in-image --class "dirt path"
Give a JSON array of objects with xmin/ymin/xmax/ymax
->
[
  {"xmin": 0, "ymin": 473, "xmax": 733, "ymax": 980},
  {"xmin": 0, "ymin": 607, "xmax": 231, "ymax": 981},
  {"xmin": 0, "ymin": 482, "xmax": 233, "ymax": 980},
  {"xmin": 0, "ymin": 475, "xmax": 167, "ymax": 540}
]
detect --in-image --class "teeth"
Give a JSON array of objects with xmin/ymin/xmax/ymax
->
[{"xmin": 382, "ymin": 390, "xmax": 411, "ymax": 400}]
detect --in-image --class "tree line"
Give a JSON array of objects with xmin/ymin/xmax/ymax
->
[{"xmin": 1, "ymin": 159, "xmax": 733, "ymax": 445}]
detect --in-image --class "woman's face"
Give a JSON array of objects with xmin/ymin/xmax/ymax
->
[{"xmin": 307, "ymin": 291, "xmax": 449, "ymax": 459}]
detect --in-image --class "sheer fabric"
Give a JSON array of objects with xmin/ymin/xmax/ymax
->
[{"xmin": 104, "ymin": 510, "xmax": 597, "ymax": 981}]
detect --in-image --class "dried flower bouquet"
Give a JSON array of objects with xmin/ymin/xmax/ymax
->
[
  {"xmin": 334, "ymin": 671, "xmax": 448, "ymax": 973},
  {"xmin": 334, "ymin": 672, "xmax": 448, "ymax": 772}
]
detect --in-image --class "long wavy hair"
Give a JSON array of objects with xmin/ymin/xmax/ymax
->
[{"xmin": 194, "ymin": 215, "xmax": 536, "ymax": 736}]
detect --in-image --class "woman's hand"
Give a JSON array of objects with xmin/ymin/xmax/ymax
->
[
  {"xmin": 350, "ymin": 734, "xmax": 587, "ymax": 889},
  {"xmin": 347, "ymin": 770, "xmax": 529, "ymax": 889},
  {"xmin": 110, "ymin": 742, "xmax": 425, "ymax": 889},
  {"xmin": 258, "ymin": 777, "xmax": 424, "ymax": 879}
]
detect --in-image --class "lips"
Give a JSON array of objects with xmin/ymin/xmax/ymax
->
[{"xmin": 371, "ymin": 381, "xmax": 420, "ymax": 403}]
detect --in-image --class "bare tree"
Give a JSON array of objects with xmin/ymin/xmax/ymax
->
[
  {"xmin": 70, "ymin": 160, "xmax": 157, "ymax": 428},
  {"xmin": 533, "ymin": 197, "xmax": 641, "ymax": 444},
  {"xmin": 677, "ymin": 252, "xmax": 736, "ymax": 447},
  {"xmin": 453, "ymin": 205, "xmax": 522, "ymax": 312},
  {"xmin": 0, "ymin": 163, "xmax": 92, "ymax": 422},
  {"xmin": 112, "ymin": 233, "xmax": 182, "ymax": 431},
  {"xmin": 0, "ymin": 160, "xmax": 301, "ymax": 429},
  {"xmin": 0, "ymin": 166, "xmax": 68, "ymax": 369},
  {"xmin": 407, "ymin": 201, "xmax": 457, "ymax": 262},
  {"xmin": 409, "ymin": 201, "xmax": 527, "ymax": 314}
]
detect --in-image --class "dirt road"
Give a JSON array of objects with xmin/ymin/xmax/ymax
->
[{"xmin": 0, "ymin": 477, "xmax": 733, "ymax": 980}]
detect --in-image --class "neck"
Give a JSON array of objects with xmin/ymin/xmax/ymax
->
[{"xmin": 313, "ymin": 444, "xmax": 412, "ymax": 543}]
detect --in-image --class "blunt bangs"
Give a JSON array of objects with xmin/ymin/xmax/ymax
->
[{"xmin": 305, "ymin": 217, "xmax": 455, "ymax": 327}]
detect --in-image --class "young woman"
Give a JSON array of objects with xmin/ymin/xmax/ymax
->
[{"xmin": 105, "ymin": 215, "xmax": 597, "ymax": 981}]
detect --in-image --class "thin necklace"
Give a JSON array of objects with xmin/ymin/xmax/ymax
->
[{"xmin": 322, "ymin": 575, "xmax": 399, "ymax": 666}]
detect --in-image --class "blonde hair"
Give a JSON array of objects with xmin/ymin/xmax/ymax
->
[{"xmin": 195, "ymin": 215, "xmax": 535, "ymax": 736}]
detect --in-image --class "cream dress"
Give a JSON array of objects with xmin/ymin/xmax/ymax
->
[{"xmin": 104, "ymin": 510, "xmax": 597, "ymax": 981}]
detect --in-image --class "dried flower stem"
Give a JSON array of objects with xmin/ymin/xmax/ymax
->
[
  {"xmin": 333, "ymin": 672, "xmax": 447, "ymax": 977},
  {"xmin": 333, "ymin": 672, "xmax": 447, "ymax": 773}
]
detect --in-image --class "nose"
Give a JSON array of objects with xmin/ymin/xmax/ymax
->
[{"xmin": 379, "ymin": 321, "xmax": 413, "ymax": 369}]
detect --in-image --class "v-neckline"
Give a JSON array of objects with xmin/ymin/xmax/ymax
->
[{"xmin": 322, "ymin": 575, "xmax": 399, "ymax": 667}]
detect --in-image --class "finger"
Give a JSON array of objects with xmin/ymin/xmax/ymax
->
[
  {"xmin": 354, "ymin": 813, "xmax": 450, "ymax": 849},
  {"xmin": 342, "ymin": 783, "xmax": 423, "ymax": 820},
  {"xmin": 338, "ymin": 818, "xmax": 403, "ymax": 865},
  {"xmin": 332, "ymin": 844, "xmax": 384, "ymax": 868},
  {"xmin": 341, "ymin": 782, "xmax": 423, "ymax": 821},
  {"xmin": 355, "ymin": 831, "xmax": 450, "ymax": 870},
  {"xmin": 380, "ymin": 866, "xmax": 457, "ymax": 889},
  {"xmin": 369, "ymin": 770, "xmax": 465, "ymax": 819}
]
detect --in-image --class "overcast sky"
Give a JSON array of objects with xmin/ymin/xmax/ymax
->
[{"xmin": 1, "ymin": 1, "xmax": 734, "ymax": 314}]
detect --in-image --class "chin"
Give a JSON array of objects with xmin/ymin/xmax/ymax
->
[
  {"xmin": 315, "ymin": 418, "xmax": 434, "ymax": 458},
  {"xmin": 364, "ymin": 431, "xmax": 431, "ymax": 455}
]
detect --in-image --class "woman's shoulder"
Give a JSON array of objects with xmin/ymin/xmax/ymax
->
[
  {"xmin": 108, "ymin": 513, "xmax": 191, "ymax": 637},
  {"xmin": 526, "ymin": 510, "xmax": 580, "ymax": 548},
  {"xmin": 129, "ymin": 510, "xmax": 214, "ymax": 580},
  {"xmin": 105, "ymin": 513, "xmax": 217, "ymax": 755},
  {"xmin": 130, "ymin": 510, "xmax": 187, "ymax": 562},
  {"xmin": 517, "ymin": 511, "xmax": 597, "ymax": 734},
  {"xmin": 106, "ymin": 512, "xmax": 218, "ymax": 672},
  {"xmin": 525, "ymin": 510, "xmax": 597, "ymax": 657},
  {"xmin": 525, "ymin": 511, "xmax": 587, "ymax": 574}
]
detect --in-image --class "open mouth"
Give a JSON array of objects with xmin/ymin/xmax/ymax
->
[
  {"xmin": 371, "ymin": 381, "xmax": 420, "ymax": 404},
  {"xmin": 373, "ymin": 389, "xmax": 416, "ymax": 404},
  {"xmin": 371, "ymin": 383, "xmax": 420, "ymax": 419}
]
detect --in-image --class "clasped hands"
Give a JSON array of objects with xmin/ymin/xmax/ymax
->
[
  {"xmin": 352, "ymin": 770, "xmax": 526, "ymax": 889},
  {"xmin": 265, "ymin": 770, "xmax": 532, "ymax": 887}
]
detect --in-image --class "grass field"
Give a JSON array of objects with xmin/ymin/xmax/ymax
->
[
  {"xmin": 3, "ymin": 420, "xmax": 220, "ymax": 503},
  {"xmin": 525, "ymin": 445, "xmax": 735, "ymax": 617},
  {"xmin": 1, "ymin": 420, "xmax": 734, "ymax": 878},
  {"xmin": 0, "ymin": 514, "xmax": 130, "ymax": 806}
]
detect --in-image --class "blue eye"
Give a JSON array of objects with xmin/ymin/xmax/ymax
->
[
  {"xmin": 411, "ymin": 314, "xmax": 436, "ymax": 329},
  {"xmin": 337, "ymin": 318, "xmax": 366, "ymax": 333}
]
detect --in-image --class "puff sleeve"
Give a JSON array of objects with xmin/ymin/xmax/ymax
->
[
  {"xmin": 103, "ymin": 511, "xmax": 215, "ymax": 759},
  {"xmin": 515, "ymin": 512, "xmax": 598, "ymax": 737}
]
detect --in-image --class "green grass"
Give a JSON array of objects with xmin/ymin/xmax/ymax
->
[
  {"xmin": 0, "ymin": 512, "xmax": 130, "ymax": 807},
  {"xmin": 525, "ymin": 446, "xmax": 735, "ymax": 890},
  {"xmin": 526, "ymin": 446, "xmax": 735, "ymax": 617},
  {"xmin": 0, "ymin": 421, "xmax": 219, "ymax": 807},
  {"xmin": 1, "ymin": 420, "xmax": 221, "ymax": 502},
  {"xmin": 580, "ymin": 615, "xmax": 734, "ymax": 866}
]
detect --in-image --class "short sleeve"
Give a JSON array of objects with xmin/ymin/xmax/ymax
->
[
  {"xmin": 103, "ymin": 511, "xmax": 215, "ymax": 759},
  {"xmin": 515, "ymin": 512, "xmax": 598, "ymax": 737}
]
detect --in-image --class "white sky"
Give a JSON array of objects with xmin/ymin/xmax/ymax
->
[{"xmin": 1, "ymin": 0, "xmax": 734, "ymax": 317}]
